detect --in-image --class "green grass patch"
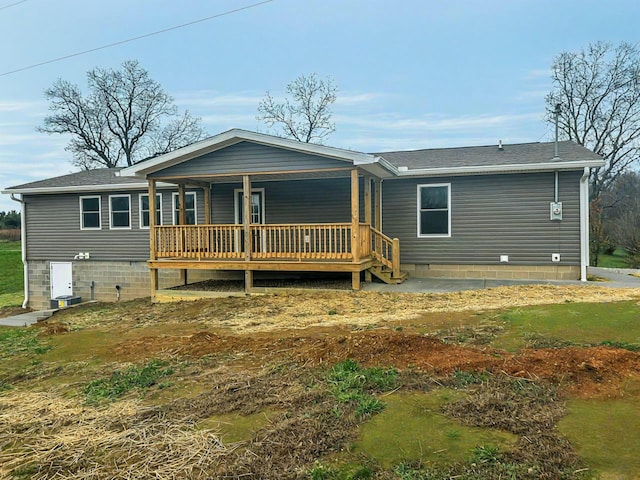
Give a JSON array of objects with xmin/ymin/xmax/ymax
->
[
  {"xmin": 352, "ymin": 390, "xmax": 517, "ymax": 469},
  {"xmin": 0, "ymin": 241, "xmax": 22, "ymax": 299},
  {"xmin": 596, "ymin": 247, "xmax": 630, "ymax": 268},
  {"xmin": 198, "ymin": 409, "xmax": 277, "ymax": 444},
  {"xmin": 558, "ymin": 397, "xmax": 640, "ymax": 478},
  {"xmin": 327, "ymin": 359, "xmax": 397, "ymax": 418},
  {"xmin": 491, "ymin": 301, "xmax": 640, "ymax": 351},
  {"xmin": 83, "ymin": 359, "xmax": 175, "ymax": 404},
  {"xmin": 0, "ymin": 327, "xmax": 51, "ymax": 357}
]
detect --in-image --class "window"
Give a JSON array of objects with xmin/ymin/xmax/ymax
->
[
  {"xmin": 109, "ymin": 194, "xmax": 131, "ymax": 229},
  {"xmin": 139, "ymin": 193, "xmax": 162, "ymax": 228},
  {"xmin": 172, "ymin": 192, "xmax": 197, "ymax": 225},
  {"xmin": 80, "ymin": 196, "xmax": 101, "ymax": 230},
  {"xmin": 417, "ymin": 184, "xmax": 450, "ymax": 237}
]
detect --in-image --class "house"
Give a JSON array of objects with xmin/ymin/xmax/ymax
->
[{"xmin": 3, "ymin": 129, "xmax": 604, "ymax": 309}]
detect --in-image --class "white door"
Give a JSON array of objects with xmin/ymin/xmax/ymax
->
[{"xmin": 50, "ymin": 262, "xmax": 73, "ymax": 299}]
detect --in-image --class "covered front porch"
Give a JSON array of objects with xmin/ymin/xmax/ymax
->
[
  {"xmin": 147, "ymin": 169, "xmax": 403, "ymax": 297},
  {"xmin": 117, "ymin": 129, "xmax": 407, "ymax": 299}
]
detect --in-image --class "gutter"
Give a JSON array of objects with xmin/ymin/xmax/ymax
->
[
  {"xmin": 10, "ymin": 194, "xmax": 28, "ymax": 308},
  {"xmin": 388, "ymin": 159, "xmax": 604, "ymax": 178},
  {"xmin": 1, "ymin": 181, "xmax": 175, "ymax": 196},
  {"xmin": 579, "ymin": 167, "xmax": 590, "ymax": 282}
]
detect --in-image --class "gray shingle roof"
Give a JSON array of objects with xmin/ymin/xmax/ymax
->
[
  {"xmin": 4, "ymin": 140, "xmax": 603, "ymax": 193},
  {"xmin": 375, "ymin": 140, "xmax": 602, "ymax": 169},
  {"xmin": 6, "ymin": 168, "xmax": 144, "ymax": 190}
]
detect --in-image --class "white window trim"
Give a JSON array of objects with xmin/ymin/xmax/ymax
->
[
  {"xmin": 233, "ymin": 188, "xmax": 266, "ymax": 224},
  {"xmin": 139, "ymin": 193, "xmax": 163, "ymax": 229},
  {"xmin": 417, "ymin": 183, "xmax": 451, "ymax": 238},
  {"xmin": 108, "ymin": 194, "xmax": 132, "ymax": 230},
  {"xmin": 79, "ymin": 195, "xmax": 101, "ymax": 230},
  {"xmin": 172, "ymin": 191, "xmax": 198, "ymax": 225}
]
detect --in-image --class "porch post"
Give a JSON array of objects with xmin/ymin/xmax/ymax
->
[
  {"xmin": 351, "ymin": 169, "xmax": 361, "ymax": 290},
  {"xmin": 178, "ymin": 183, "xmax": 187, "ymax": 285},
  {"xmin": 178, "ymin": 183, "xmax": 186, "ymax": 225},
  {"xmin": 242, "ymin": 175, "xmax": 253, "ymax": 292},
  {"xmin": 364, "ymin": 176, "xmax": 372, "ymax": 282},
  {"xmin": 149, "ymin": 179, "xmax": 157, "ymax": 260},
  {"xmin": 364, "ymin": 176, "xmax": 372, "ymax": 225},
  {"xmin": 204, "ymin": 184, "xmax": 211, "ymax": 224},
  {"xmin": 148, "ymin": 179, "xmax": 158, "ymax": 301},
  {"xmin": 374, "ymin": 178, "xmax": 382, "ymax": 230}
]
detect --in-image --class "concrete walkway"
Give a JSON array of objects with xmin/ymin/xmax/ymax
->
[
  {"xmin": 0, "ymin": 309, "xmax": 56, "ymax": 327},
  {"xmin": 362, "ymin": 266, "xmax": 640, "ymax": 293},
  {"xmin": 2, "ymin": 267, "xmax": 640, "ymax": 327}
]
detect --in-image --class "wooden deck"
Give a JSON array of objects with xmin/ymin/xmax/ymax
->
[{"xmin": 148, "ymin": 223, "xmax": 401, "ymax": 294}]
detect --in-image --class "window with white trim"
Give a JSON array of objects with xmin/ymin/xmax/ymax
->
[
  {"xmin": 139, "ymin": 193, "xmax": 162, "ymax": 228},
  {"xmin": 80, "ymin": 195, "xmax": 101, "ymax": 230},
  {"xmin": 109, "ymin": 194, "xmax": 131, "ymax": 229},
  {"xmin": 417, "ymin": 184, "xmax": 450, "ymax": 237},
  {"xmin": 172, "ymin": 192, "xmax": 197, "ymax": 225}
]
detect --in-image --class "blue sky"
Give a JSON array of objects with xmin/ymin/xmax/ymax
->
[{"xmin": 1, "ymin": 0, "xmax": 638, "ymax": 212}]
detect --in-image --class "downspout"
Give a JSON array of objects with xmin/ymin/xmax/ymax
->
[
  {"xmin": 579, "ymin": 167, "xmax": 590, "ymax": 282},
  {"xmin": 10, "ymin": 194, "xmax": 28, "ymax": 308}
]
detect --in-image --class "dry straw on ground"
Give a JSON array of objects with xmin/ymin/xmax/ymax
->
[{"xmin": 0, "ymin": 391, "xmax": 229, "ymax": 479}]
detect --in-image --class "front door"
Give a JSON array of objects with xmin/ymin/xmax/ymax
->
[
  {"xmin": 50, "ymin": 262, "xmax": 73, "ymax": 299},
  {"xmin": 235, "ymin": 190, "xmax": 265, "ymax": 225},
  {"xmin": 235, "ymin": 189, "xmax": 265, "ymax": 254}
]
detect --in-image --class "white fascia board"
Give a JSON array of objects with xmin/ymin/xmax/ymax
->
[
  {"xmin": 2, "ymin": 182, "xmax": 174, "ymax": 195},
  {"xmin": 391, "ymin": 159, "xmax": 604, "ymax": 177},
  {"xmin": 119, "ymin": 128, "xmax": 377, "ymax": 177}
]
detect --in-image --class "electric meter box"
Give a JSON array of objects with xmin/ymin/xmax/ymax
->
[{"xmin": 550, "ymin": 202, "xmax": 563, "ymax": 221}]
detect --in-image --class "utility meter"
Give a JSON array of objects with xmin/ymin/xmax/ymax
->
[{"xmin": 550, "ymin": 202, "xmax": 563, "ymax": 221}]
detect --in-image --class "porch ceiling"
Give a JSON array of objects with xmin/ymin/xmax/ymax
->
[{"xmin": 152, "ymin": 166, "xmax": 386, "ymax": 186}]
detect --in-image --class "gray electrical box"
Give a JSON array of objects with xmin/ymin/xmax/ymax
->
[{"xmin": 550, "ymin": 202, "xmax": 563, "ymax": 221}]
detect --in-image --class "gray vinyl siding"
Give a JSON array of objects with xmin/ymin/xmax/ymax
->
[
  {"xmin": 382, "ymin": 171, "xmax": 582, "ymax": 265},
  {"xmin": 150, "ymin": 142, "xmax": 350, "ymax": 178},
  {"xmin": 210, "ymin": 178, "xmax": 365, "ymax": 224},
  {"xmin": 24, "ymin": 188, "xmax": 204, "ymax": 261}
]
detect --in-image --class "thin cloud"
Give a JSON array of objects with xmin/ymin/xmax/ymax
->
[
  {"xmin": 334, "ymin": 112, "xmax": 541, "ymax": 133},
  {"xmin": 0, "ymin": 100, "xmax": 45, "ymax": 113},
  {"xmin": 175, "ymin": 90, "xmax": 262, "ymax": 108}
]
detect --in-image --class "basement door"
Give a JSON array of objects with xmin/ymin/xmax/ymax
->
[{"xmin": 50, "ymin": 262, "xmax": 73, "ymax": 299}]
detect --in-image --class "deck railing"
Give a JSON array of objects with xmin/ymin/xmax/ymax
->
[{"xmin": 154, "ymin": 223, "xmax": 399, "ymax": 274}]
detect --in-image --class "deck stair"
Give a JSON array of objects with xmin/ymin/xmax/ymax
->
[
  {"xmin": 369, "ymin": 227, "xmax": 407, "ymax": 284},
  {"xmin": 369, "ymin": 263, "xmax": 408, "ymax": 284}
]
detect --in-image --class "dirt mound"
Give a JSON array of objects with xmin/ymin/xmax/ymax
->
[{"xmin": 113, "ymin": 328, "xmax": 640, "ymax": 398}]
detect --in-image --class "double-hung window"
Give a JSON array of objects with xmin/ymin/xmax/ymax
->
[
  {"xmin": 80, "ymin": 195, "xmax": 101, "ymax": 230},
  {"xmin": 139, "ymin": 193, "xmax": 162, "ymax": 228},
  {"xmin": 109, "ymin": 194, "xmax": 131, "ymax": 229},
  {"xmin": 172, "ymin": 192, "xmax": 197, "ymax": 225},
  {"xmin": 417, "ymin": 184, "xmax": 450, "ymax": 237}
]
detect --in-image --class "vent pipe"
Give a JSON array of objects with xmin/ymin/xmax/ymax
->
[
  {"xmin": 498, "ymin": 139, "xmax": 503, "ymax": 150},
  {"xmin": 553, "ymin": 103, "xmax": 561, "ymax": 159}
]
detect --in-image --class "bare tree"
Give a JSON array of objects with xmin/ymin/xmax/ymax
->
[
  {"xmin": 257, "ymin": 73, "xmax": 337, "ymax": 143},
  {"xmin": 546, "ymin": 41, "xmax": 640, "ymax": 200},
  {"xmin": 39, "ymin": 60, "xmax": 206, "ymax": 169}
]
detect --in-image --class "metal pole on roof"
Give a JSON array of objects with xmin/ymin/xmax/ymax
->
[{"xmin": 554, "ymin": 103, "xmax": 561, "ymax": 158}]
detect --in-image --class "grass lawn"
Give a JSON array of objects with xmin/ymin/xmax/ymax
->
[
  {"xmin": 0, "ymin": 240, "xmax": 23, "ymax": 307},
  {"xmin": 596, "ymin": 247, "xmax": 632, "ymax": 268},
  {"xmin": 491, "ymin": 301, "xmax": 640, "ymax": 350}
]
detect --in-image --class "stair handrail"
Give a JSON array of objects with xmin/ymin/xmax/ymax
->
[{"xmin": 370, "ymin": 227, "xmax": 401, "ymax": 277}]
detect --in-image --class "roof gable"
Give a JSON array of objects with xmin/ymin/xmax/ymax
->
[
  {"xmin": 147, "ymin": 140, "xmax": 354, "ymax": 178},
  {"xmin": 120, "ymin": 129, "xmax": 379, "ymax": 179}
]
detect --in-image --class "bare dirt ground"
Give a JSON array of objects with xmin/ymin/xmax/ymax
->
[
  {"xmin": 51, "ymin": 284, "xmax": 640, "ymax": 399},
  {"xmin": 3, "ymin": 284, "xmax": 640, "ymax": 479}
]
